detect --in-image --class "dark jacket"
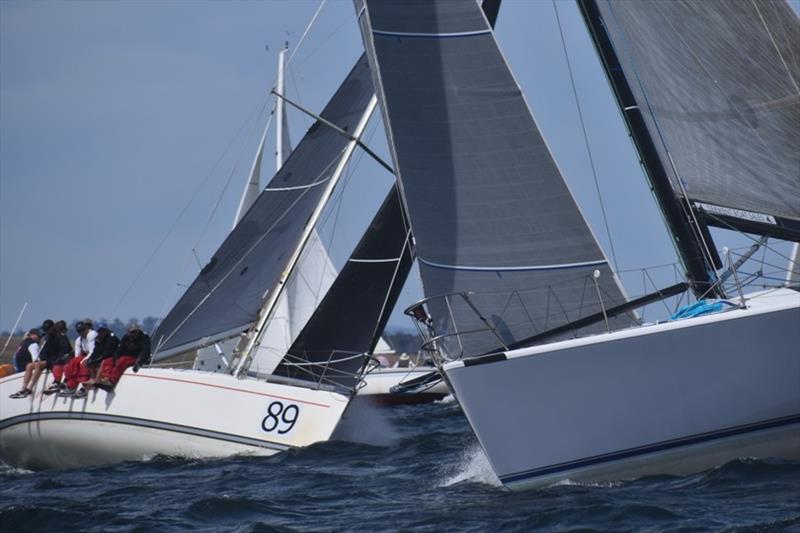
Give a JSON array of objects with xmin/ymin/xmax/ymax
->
[
  {"xmin": 39, "ymin": 333, "xmax": 61, "ymax": 364},
  {"xmin": 54, "ymin": 333, "xmax": 73, "ymax": 364},
  {"xmin": 86, "ymin": 333, "xmax": 119, "ymax": 367},
  {"xmin": 13, "ymin": 338, "xmax": 36, "ymax": 372},
  {"xmin": 117, "ymin": 331, "xmax": 152, "ymax": 366}
]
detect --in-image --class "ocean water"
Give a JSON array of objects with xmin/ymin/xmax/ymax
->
[{"xmin": 2, "ymin": 397, "xmax": 798, "ymax": 532}]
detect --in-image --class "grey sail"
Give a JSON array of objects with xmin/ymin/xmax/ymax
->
[
  {"xmin": 354, "ymin": 0, "xmax": 635, "ymax": 357},
  {"xmin": 592, "ymin": 0, "xmax": 800, "ymax": 240},
  {"xmin": 154, "ymin": 55, "xmax": 374, "ymax": 356},
  {"xmin": 271, "ymin": 184, "xmax": 413, "ymax": 390}
]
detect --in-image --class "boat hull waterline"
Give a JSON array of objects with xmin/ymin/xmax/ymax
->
[
  {"xmin": 0, "ymin": 368, "xmax": 349, "ymax": 470},
  {"xmin": 443, "ymin": 288, "xmax": 800, "ymax": 490}
]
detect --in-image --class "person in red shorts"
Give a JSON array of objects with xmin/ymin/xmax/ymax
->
[
  {"xmin": 43, "ymin": 320, "xmax": 74, "ymax": 395},
  {"xmin": 94, "ymin": 323, "xmax": 151, "ymax": 391},
  {"xmin": 56, "ymin": 320, "xmax": 96, "ymax": 397},
  {"xmin": 74, "ymin": 322, "xmax": 119, "ymax": 398}
]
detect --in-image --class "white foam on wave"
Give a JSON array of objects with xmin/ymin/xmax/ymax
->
[
  {"xmin": 0, "ymin": 462, "xmax": 32, "ymax": 475},
  {"xmin": 439, "ymin": 444, "xmax": 502, "ymax": 488},
  {"xmin": 436, "ymin": 394, "xmax": 456, "ymax": 404},
  {"xmin": 332, "ymin": 398, "xmax": 400, "ymax": 446},
  {"xmin": 552, "ymin": 477, "xmax": 622, "ymax": 489}
]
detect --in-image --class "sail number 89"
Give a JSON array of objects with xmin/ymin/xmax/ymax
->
[{"xmin": 261, "ymin": 401, "xmax": 300, "ymax": 435}]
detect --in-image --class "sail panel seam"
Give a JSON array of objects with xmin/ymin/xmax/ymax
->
[
  {"xmin": 349, "ymin": 257, "xmax": 401, "ymax": 263},
  {"xmin": 263, "ymin": 176, "xmax": 332, "ymax": 192},
  {"xmin": 371, "ymin": 29, "xmax": 491, "ymax": 39},
  {"xmin": 418, "ymin": 257, "xmax": 607, "ymax": 272}
]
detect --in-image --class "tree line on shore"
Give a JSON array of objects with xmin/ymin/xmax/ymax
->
[
  {"xmin": 1, "ymin": 317, "xmax": 160, "ymax": 340},
  {"xmin": 2, "ymin": 318, "xmax": 421, "ymax": 354}
]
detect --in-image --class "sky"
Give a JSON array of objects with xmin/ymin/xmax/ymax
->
[{"xmin": 1, "ymin": 0, "xmax": 797, "ymax": 335}]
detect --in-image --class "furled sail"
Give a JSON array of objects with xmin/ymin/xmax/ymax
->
[
  {"xmin": 591, "ymin": 0, "xmax": 800, "ymax": 240},
  {"xmin": 354, "ymin": 0, "xmax": 634, "ymax": 357},
  {"xmin": 153, "ymin": 55, "xmax": 375, "ymax": 357},
  {"xmin": 270, "ymin": 184, "xmax": 413, "ymax": 389}
]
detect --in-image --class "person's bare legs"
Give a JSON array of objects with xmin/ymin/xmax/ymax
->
[
  {"xmin": 22, "ymin": 361, "xmax": 46, "ymax": 391},
  {"xmin": 27, "ymin": 362, "xmax": 46, "ymax": 391},
  {"xmin": 21, "ymin": 362, "xmax": 35, "ymax": 389}
]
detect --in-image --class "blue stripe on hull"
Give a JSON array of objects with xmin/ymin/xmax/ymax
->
[
  {"xmin": 0, "ymin": 412, "xmax": 290, "ymax": 452},
  {"xmin": 500, "ymin": 414, "xmax": 800, "ymax": 485}
]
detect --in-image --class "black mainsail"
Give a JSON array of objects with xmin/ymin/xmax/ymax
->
[
  {"xmin": 270, "ymin": 184, "xmax": 413, "ymax": 389},
  {"xmin": 355, "ymin": 0, "xmax": 635, "ymax": 357},
  {"xmin": 581, "ymin": 0, "xmax": 800, "ymax": 252},
  {"xmin": 154, "ymin": 55, "xmax": 375, "ymax": 357}
]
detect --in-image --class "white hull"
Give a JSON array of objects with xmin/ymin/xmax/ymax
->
[
  {"xmin": 0, "ymin": 368, "xmax": 350, "ymax": 470},
  {"xmin": 358, "ymin": 367, "xmax": 448, "ymax": 405},
  {"xmin": 443, "ymin": 288, "xmax": 800, "ymax": 490}
]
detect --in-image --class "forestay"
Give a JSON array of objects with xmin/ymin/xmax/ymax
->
[
  {"xmin": 594, "ymin": 0, "xmax": 800, "ymax": 238},
  {"xmin": 154, "ymin": 55, "xmax": 375, "ymax": 357},
  {"xmin": 271, "ymin": 184, "xmax": 413, "ymax": 390},
  {"xmin": 355, "ymin": 0, "xmax": 634, "ymax": 356}
]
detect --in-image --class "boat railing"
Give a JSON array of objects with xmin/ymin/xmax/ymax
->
[
  {"xmin": 403, "ymin": 249, "xmax": 798, "ymax": 361},
  {"xmin": 268, "ymin": 349, "xmax": 374, "ymax": 395},
  {"xmin": 404, "ymin": 291, "xmax": 513, "ymax": 363}
]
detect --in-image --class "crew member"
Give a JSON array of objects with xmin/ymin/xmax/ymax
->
[
  {"xmin": 12, "ymin": 329, "xmax": 41, "ymax": 373},
  {"xmin": 75, "ymin": 322, "xmax": 118, "ymax": 398},
  {"xmin": 95, "ymin": 323, "xmax": 151, "ymax": 390},
  {"xmin": 44, "ymin": 320, "xmax": 74, "ymax": 394},
  {"xmin": 57, "ymin": 320, "xmax": 96, "ymax": 396},
  {"xmin": 9, "ymin": 319, "xmax": 56, "ymax": 398}
]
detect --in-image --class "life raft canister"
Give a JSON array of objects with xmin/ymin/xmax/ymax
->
[{"xmin": 0, "ymin": 364, "xmax": 15, "ymax": 378}]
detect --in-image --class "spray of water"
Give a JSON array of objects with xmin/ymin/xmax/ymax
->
[
  {"xmin": 332, "ymin": 398, "xmax": 400, "ymax": 446},
  {"xmin": 439, "ymin": 444, "xmax": 502, "ymax": 488},
  {"xmin": 0, "ymin": 463, "xmax": 32, "ymax": 475},
  {"xmin": 436, "ymin": 394, "xmax": 456, "ymax": 404}
]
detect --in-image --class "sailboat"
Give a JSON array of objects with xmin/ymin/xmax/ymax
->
[
  {"xmin": 0, "ymin": 42, "xmax": 415, "ymax": 469},
  {"xmin": 354, "ymin": 0, "xmax": 800, "ymax": 490},
  {"xmin": 186, "ymin": 44, "xmax": 448, "ymax": 405}
]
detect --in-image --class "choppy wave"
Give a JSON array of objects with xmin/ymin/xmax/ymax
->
[{"xmin": 2, "ymin": 402, "xmax": 798, "ymax": 532}]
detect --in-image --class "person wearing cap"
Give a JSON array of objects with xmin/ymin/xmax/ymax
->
[
  {"xmin": 74, "ymin": 322, "xmax": 119, "ymax": 398},
  {"xmin": 55, "ymin": 320, "xmax": 97, "ymax": 396},
  {"xmin": 393, "ymin": 353, "xmax": 412, "ymax": 368},
  {"xmin": 94, "ymin": 323, "xmax": 151, "ymax": 390},
  {"xmin": 9, "ymin": 319, "xmax": 56, "ymax": 398},
  {"xmin": 12, "ymin": 329, "xmax": 41, "ymax": 373},
  {"xmin": 44, "ymin": 320, "xmax": 74, "ymax": 394}
]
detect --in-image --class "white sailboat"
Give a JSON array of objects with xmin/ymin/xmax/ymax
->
[
  {"xmin": 0, "ymin": 47, "xmax": 402, "ymax": 469},
  {"xmin": 355, "ymin": 0, "xmax": 800, "ymax": 490}
]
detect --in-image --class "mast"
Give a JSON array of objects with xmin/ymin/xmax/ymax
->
[
  {"xmin": 275, "ymin": 43, "xmax": 292, "ymax": 170},
  {"xmin": 233, "ymin": 44, "xmax": 294, "ymax": 228},
  {"xmin": 234, "ymin": 95, "xmax": 379, "ymax": 377},
  {"xmin": 577, "ymin": 0, "xmax": 721, "ymax": 298}
]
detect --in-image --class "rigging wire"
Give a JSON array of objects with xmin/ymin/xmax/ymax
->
[
  {"xmin": 113, "ymin": 1, "xmax": 327, "ymax": 317},
  {"xmin": 751, "ymin": 0, "xmax": 800, "ymax": 94},
  {"xmin": 110, "ymin": 89, "xmax": 271, "ymax": 316},
  {"xmin": 192, "ymin": 97, "xmax": 272, "ymax": 253},
  {"xmin": 285, "ymin": 0, "xmax": 327, "ymax": 68},
  {"xmin": 294, "ymin": 9, "xmax": 356, "ymax": 70},
  {"xmin": 288, "ymin": 65, "xmax": 311, "ymax": 131},
  {"xmin": 552, "ymin": 0, "xmax": 619, "ymax": 273}
]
